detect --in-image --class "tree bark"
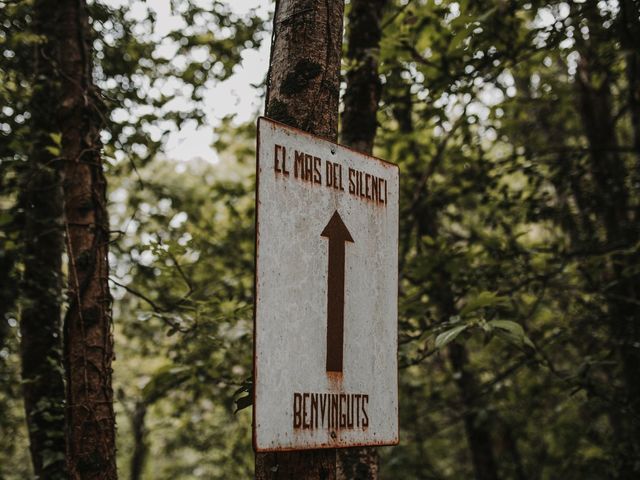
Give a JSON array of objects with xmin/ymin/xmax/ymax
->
[
  {"xmin": 340, "ymin": 0, "xmax": 387, "ymax": 154},
  {"xmin": 575, "ymin": 6, "xmax": 640, "ymax": 473},
  {"xmin": 257, "ymin": 0, "xmax": 344, "ymax": 478},
  {"xmin": 264, "ymin": 0, "xmax": 344, "ymax": 142},
  {"xmin": 58, "ymin": 0, "xmax": 117, "ymax": 478},
  {"xmin": 19, "ymin": 1, "xmax": 69, "ymax": 478},
  {"xmin": 575, "ymin": 58, "xmax": 629, "ymax": 240},
  {"xmin": 0, "ymin": 247, "xmax": 17, "ymax": 352},
  {"xmin": 447, "ymin": 342, "xmax": 500, "ymax": 480},
  {"xmin": 127, "ymin": 370, "xmax": 190, "ymax": 480},
  {"xmin": 337, "ymin": 0, "xmax": 387, "ymax": 478},
  {"xmin": 576, "ymin": 84, "xmax": 640, "ymax": 478},
  {"xmin": 256, "ymin": 451, "xmax": 338, "ymax": 480},
  {"xmin": 618, "ymin": 0, "xmax": 640, "ymax": 155},
  {"xmin": 436, "ymin": 269, "xmax": 500, "ymax": 480}
]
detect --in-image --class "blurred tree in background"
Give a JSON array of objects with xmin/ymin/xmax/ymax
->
[{"xmin": 1, "ymin": 0, "xmax": 639, "ymax": 479}]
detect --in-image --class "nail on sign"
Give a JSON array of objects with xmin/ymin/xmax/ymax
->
[{"xmin": 253, "ymin": 117, "xmax": 399, "ymax": 451}]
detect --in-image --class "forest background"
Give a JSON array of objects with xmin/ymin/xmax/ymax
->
[{"xmin": 1, "ymin": 0, "xmax": 640, "ymax": 479}]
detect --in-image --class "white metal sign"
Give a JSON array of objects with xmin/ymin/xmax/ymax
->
[{"xmin": 253, "ymin": 117, "xmax": 399, "ymax": 451}]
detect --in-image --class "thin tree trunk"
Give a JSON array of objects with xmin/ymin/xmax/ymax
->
[
  {"xmin": 618, "ymin": 0, "xmax": 640, "ymax": 155},
  {"xmin": 576, "ymin": 79, "xmax": 640, "ymax": 478},
  {"xmin": 618, "ymin": 0, "xmax": 640, "ymax": 231},
  {"xmin": 575, "ymin": 58, "xmax": 629, "ymax": 239},
  {"xmin": 58, "ymin": 0, "xmax": 117, "ymax": 478},
  {"xmin": 500, "ymin": 420, "xmax": 526, "ymax": 480},
  {"xmin": 447, "ymin": 342, "xmax": 500, "ymax": 480},
  {"xmin": 257, "ymin": 0, "xmax": 344, "ymax": 478},
  {"xmin": 337, "ymin": 0, "xmax": 387, "ymax": 477},
  {"xmin": 0, "ymin": 248, "xmax": 17, "ymax": 351},
  {"xmin": 575, "ymin": 11, "xmax": 640, "ymax": 471},
  {"xmin": 127, "ymin": 370, "xmax": 190, "ymax": 480},
  {"xmin": 436, "ymin": 270, "xmax": 500, "ymax": 480},
  {"xmin": 129, "ymin": 402, "xmax": 147, "ymax": 480},
  {"xmin": 340, "ymin": 0, "xmax": 387, "ymax": 154},
  {"xmin": 0, "ymin": 171, "xmax": 18, "ymax": 351},
  {"xmin": 626, "ymin": 53, "xmax": 640, "ymax": 155},
  {"xmin": 19, "ymin": 1, "xmax": 69, "ymax": 478}
]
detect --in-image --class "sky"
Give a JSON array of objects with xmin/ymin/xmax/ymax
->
[{"xmin": 104, "ymin": 0, "xmax": 273, "ymax": 162}]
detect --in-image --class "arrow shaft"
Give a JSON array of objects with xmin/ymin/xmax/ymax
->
[{"xmin": 326, "ymin": 240, "xmax": 345, "ymax": 372}]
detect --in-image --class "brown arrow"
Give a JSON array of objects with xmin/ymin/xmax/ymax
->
[{"xmin": 321, "ymin": 210, "xmax": 354, "ymax": 373}]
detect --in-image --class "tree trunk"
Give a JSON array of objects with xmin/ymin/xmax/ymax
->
[
  {"xmin": 575, "ymin": 10, "xmax": 640, "ymax": 472},
  {"xmin": 58, "ymin": 0, "xmax": 117, "ymax": 478},
  {"xmin": 340, "ymin": 0, "xmax": 387, "ymax": 154},
  {"xmin": 618, "ymin": 0, "xmax": 640, "ymax": 155},
  {"xmin": 19, "ymin": 1, "xmax": 69, "ymax": 478},
  {"xmin": 436, "ymin": 268, "xmax": 500, "ymax": 480},
  {"xmin": 448, "ymin": 343, "xmax": 500, "ymax": 480},
  {"xmin": 337, "ymin": 0, "xmax": 387, "ymax": 478},
  {"xmin": 0, "ymin": 247, "xmax": 17, "ymax": 351},
  {"xmin": 500, "ymin": 420, "xmax": 526, "ymax": 480},
  {"xmin": 576, "ymin": 81, "xmax": 640, "ymax": 478},
  {"xmin": 257, "ymin": 451, "xmax": 338, "ymax": 480},
  {"xmin": 264, "ymin": 0, "xmax": 344, "ymax": 141},
  {"xmin": 129, "ymin": 402, "xmax": 147, "ymax": 480},
  {"xmin": 257, "ymin": 0, "xmax": 344, "ymax": 478},
  {"xmin": 127, "ymin": 370, "xmax": 190, "ymax": 480},
  {"xmin": 575, "ymin": 58, "xmax": 629, "ymax": 240}
]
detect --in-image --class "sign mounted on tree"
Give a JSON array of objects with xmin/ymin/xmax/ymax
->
[{"xmin": 253, "ymin": 117, "xmax": 399, "ymax": 451}]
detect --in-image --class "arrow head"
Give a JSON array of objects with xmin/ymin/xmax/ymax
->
[{"xmin": 321, "ymin": 210, "xmax": 354, "ymax": 243}]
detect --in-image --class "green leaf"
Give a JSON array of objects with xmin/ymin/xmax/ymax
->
[
  {"xmin": 49, "ymin": 132, "xmax": 62, "ymax": 146},
  {"xmin": 45, "ymin": 146, "xmax": 61, "ymax": 156},
  {"xmin": 448, "ymin": 28, "xmax": 469, "ymax": 53},
  {"xmin": 435, "ymin": 324, "xmax": 469, "ymax": 349},
  {"xmin": 41, "ymin": 450, "xmax": 65, "ymax": 469},
  {"xmin": 488, "ymin": 319, "xmax": 524, "ymax": 336},
  {"xmin": 0, "ymin": 211, "xmax": 13, "ymax": 227},
  {"xmin": 523, "ymin": 336, "xmax": 535, "ymax": 349},
  {"xmin": 460, "ymin": 291, "xmax": 509, "ymax": 316},
  {"xmin": 476, "ymin": 6, "xmax": 498, "ymax": 24},
  {"xmin": 488, "ymin": 320, "xmax": 535, "ymax": 348}
]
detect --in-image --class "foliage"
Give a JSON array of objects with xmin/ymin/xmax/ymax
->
[
  {"xmin": 377, "ymin": 0, "xmax": 640, "ymax": 478},
  {"xmin": 109, "ymin": 116, "xmax": 257, "ymax": 478},
  {"xmin": 1, "ymin": 0, "xmax": 639, "ymax": 479}
]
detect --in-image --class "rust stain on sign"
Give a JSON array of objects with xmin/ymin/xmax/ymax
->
[{"xmin": 253, "ymin": 117, "xmax": 399, "ymax": 452}]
